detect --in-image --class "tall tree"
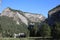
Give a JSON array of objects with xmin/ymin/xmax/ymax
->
[
  {"xmin": 54, "ymin": 22, "xmax": 60, "ymax": 38},
  {"xmin": 39, "ymin": 23, "xmax": 51, "ymax": 37}
]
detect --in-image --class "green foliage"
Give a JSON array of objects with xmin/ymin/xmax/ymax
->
[
  {"xmin": 0, "ymin": 16, "xmax": 28, "ymax": 37},
  {"xmin": 50, "ymin": 22, "xmax": 60, "ymax": 38},
  {"xmin": 28, "ymin": 22, "xmax": 40, "ymax": 37},
  {"xmin": 39, "ymin": 23, "xmax": 51, "ymax": 37},
  {"xmin": 55, "ymin": 22, "xmax": 60, "ymax": 38},
  {"xmin": 33, "ymin": 22, "xmax": 40, "ymax": 36}
]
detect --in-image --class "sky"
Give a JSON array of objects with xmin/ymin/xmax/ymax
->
[{"xmin": 0, "ymin": 0, "xmax": 60, "ymax": 17}]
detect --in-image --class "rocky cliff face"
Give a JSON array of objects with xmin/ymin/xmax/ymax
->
[
  {"xmin": 48, "ymin": 5, "xmax": 60, "ymax": 26},
  {"xmin": 48, "ymin": 5, "xmax": 60, "ymax": 17},
  {"xmin": 1, "ymin": 7, "xmax": 45, "ymax": 25}
]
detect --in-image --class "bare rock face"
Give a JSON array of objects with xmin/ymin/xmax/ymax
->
[
  {"xmin": 1, "ymin": 7, "xmax": 45, "ymax": 25},
  {"xmin": 48, "ymin": 5, "xmax": 60, "ymax": 26},
  {"xmin": 48, "ymin": 5, "xmax": 60, "ymax": 17},
  {"xmin": 23, "ymin": 12, "xmax": 45, "ymax": 22}
]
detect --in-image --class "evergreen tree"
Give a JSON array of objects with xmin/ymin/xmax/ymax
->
[
  {"xmin": 54, "ymin": 22, "xmax": 60, "ymax": 38},
  {"xmin": 39, "ymin": 23, "xmax": 51, "ymax": 37}
]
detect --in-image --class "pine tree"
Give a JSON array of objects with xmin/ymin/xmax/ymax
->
[{"xmin": 39, "ymin": 23, "xmax": 51, "ymax": 37}]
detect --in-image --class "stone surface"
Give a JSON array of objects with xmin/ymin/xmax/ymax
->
[{"xmin": 1, "ymin": 7, "xmax": 45, "ymax": 25}]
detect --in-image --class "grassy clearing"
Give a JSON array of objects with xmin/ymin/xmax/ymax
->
[
  {"xmin": 0, "ymin": 38, "xmax": 29, "ymax": 40},
  {"xmin": 0, "ymin": 37, "xmax": 52, "ymax": 40}
]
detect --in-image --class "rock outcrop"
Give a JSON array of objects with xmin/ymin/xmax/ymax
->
[
  {"xmin": 1, "ymin": 7, "xmax": 45, "ymax": 25},
  {"xmin": 48, "ymin": 5, "xmax": 60, "ymax": 26}
]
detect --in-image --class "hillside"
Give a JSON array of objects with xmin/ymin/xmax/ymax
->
[
  {"xmin": 1, "ymin": 7, "xmax": 45, "ymax": 25},
  {"xmin": 0, "ymin": 7, "xmax": 46, "ymax": 37},
  {"xmin": 0, "ymin": 16, "xmax": 28, "ymax": 37}
]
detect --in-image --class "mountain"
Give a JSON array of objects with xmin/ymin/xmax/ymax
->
[
  {"xmin": 0, "ymin": 13, "xmax": 1, "ymax": 15},
  {"xmin": 0, "ymin": 16, "xmax": 29, "ymax": 37},
  {"xmin": 48, "ymin": 5, "xmax": 60, "ymax": 26},
  {"xmin": 1, "ymin": 7, "xmax": 45, "ymax": 26},
  {"xmin": 0, "ymin": 7, "xmax": 46, "ymax": 37}
]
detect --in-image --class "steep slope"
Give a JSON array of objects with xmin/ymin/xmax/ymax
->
[
  {"xmin": 1, "ymin": 7, "xmax": 46, "ymax": 25},
  {"xmin": 23, "ymin": 12, "xmax": 45, "ymax": 22},
  {"xmin": 0, "ymin": 16, "xmax": 28, "ymax": 37},
  {"xmin": 1, "ymin": 7, "xmax": 28, "ymax": 25}
]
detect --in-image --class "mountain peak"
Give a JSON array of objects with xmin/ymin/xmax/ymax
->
[
  {"xmin": 6, "ymin": 7, "xmax": 23, "ymax": 13},
  {"xmin": 1, "ymin": 7, "xmax": 46, "ymax": 25}
]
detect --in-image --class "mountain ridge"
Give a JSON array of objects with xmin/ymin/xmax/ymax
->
[{"xmin": 1, "ymin": 7, "xmax": 46, "ymax": 25}]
